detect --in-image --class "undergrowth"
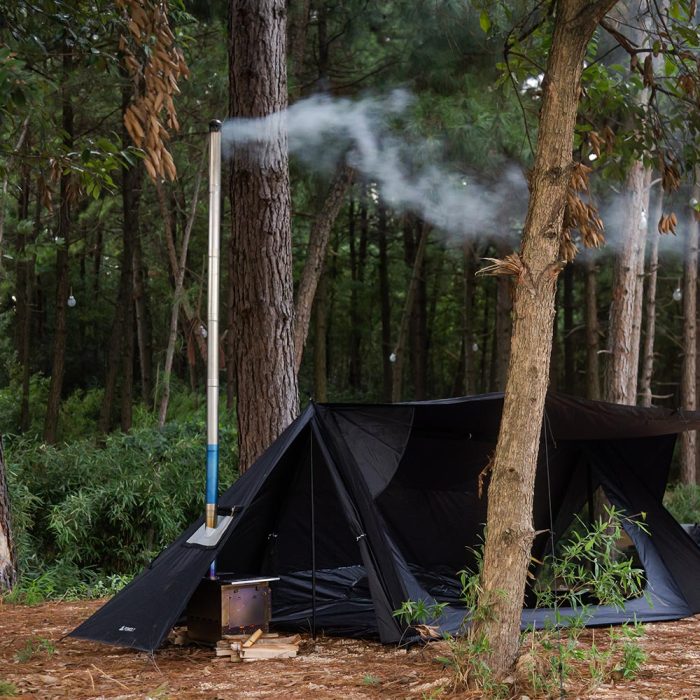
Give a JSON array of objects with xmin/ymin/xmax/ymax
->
[
  {"xmin": 396, "ymin": 506, "xmax": 649, "ymax": 697},
  {"xmin": 2, "ymin": 386, "xmax": 238, "ymax": 602},
  {"xmin": 664, "ymin": 483, "xmax": 700, "ymax": 523}
]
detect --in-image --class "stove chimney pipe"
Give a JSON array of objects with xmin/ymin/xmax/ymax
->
[{"xmin": 206, "ymin": 119, "xmax": 222, "ymax": 534}]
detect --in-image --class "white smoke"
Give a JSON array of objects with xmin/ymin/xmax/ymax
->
[{"xmin": 222, "ymin": 90, "xmax": 528, "ymax": 241}]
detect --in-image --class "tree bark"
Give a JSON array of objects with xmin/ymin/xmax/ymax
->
[
  {"xmin": 584, "ymin": 256, "xmax": 601, "ymax": 401},
  {"xmin": 289, "ymin": 0, "xmax": 311, "ymax": 96},
  {"xmin": 348, "ymin": 185, "xmax": 368, "ymax": 391},
  {"xmin": 680, "ymin": 175, "xmax": 700, "ymax": 483},
  {"xmin": 15, "ymin": 129, "xmax": 34, "ymax": 432},
  {"xmin": 229, "ymin": 0, "xmax": 299, "ymax": 471},
  {"xmin": 293, "ymin": 165, "xmax": 353, "ymax": 373},
  {"xmin": 605, "ymin": 162, "xmax": 651, "ymax": 405},
  {"xmin": 313, "ymin": 266, "xmax": 328, "ymax": 402},
  {"xmin": 463, "ymin": 243, "xmax": 477, "ymax": 395},
  {"xmin": 640, "ymin": 186, "xmax": 663, "ymax": 408},
  {"xmin": 43, "ymin": 44, "xmax": 74, "ymax": 444},
  {"xmin": 132, "ymin": 230, "xmax": 153, "ymax": 404},
  {"xmin": 563, "ymin": 263, "xmax": 575, "ymax": 393},
  {"xmin": 474, "ymin": 0, "xmax": 617, "ymax": 677},
  {"xmin": 411, "ymin": 223, "xmax": 429, "ymax": 400},
  {"xmin": 392, "ymin": 223, "xmax": 429, "ymax": 402},
  {"xmin": 156, "ymin": 163, "xmax": 204, "ymax": 427},
  {"xmin": 377, "ymin": 200, "xmax": 392, "ymax": 402},
  {"xmin": 0, "ymin": 438, "xmax": 16, "ymax": 592},
  {"xmin": 494, "ymin": 247, "xmax": 513, "ymax": 391}
]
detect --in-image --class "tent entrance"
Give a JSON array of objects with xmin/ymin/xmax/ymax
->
[{"xmin": 526, "ymin": 485, "xmax": 647, "ymax": 610}]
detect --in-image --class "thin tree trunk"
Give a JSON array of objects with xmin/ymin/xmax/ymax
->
[
  {"xmin": 347, "ymin": 189, "xmax": 360, "ymax": 389},
  {"xmin": 475, "ymin": 0, "xmax": 617, "ymax": 676},
  {"xmin": 98, "ymin": 271, "xmax": 126, "ymax": 433},
  {"xmin": 495, "ymin": 244, "xmax": 512, "ymax": 391},
  {"xmin": 119, "ymin": 135, "xmax": 141, "ymax": 432},
  {"xmin": 640, "ymin": 185, "xmax": 663, "ymax": 407},
  {"xmin": 584, "ymin": 256, "xmax": 601, "ymax": 401},
  {"xmin": 391, "ymin": 223, "xmax": 429, "ymax": 402},
  {"xmin": 157, "ymin": 161, "xmax": 204, "ymax": 427},
  {"xmin": 0, "ymin": 117, "xmax": 29, "ymax": 267},
  {"xmin": 0, "ymin": 438, "xmax": 16, "ymax": 592},
  {"xmin": 293, "ymin": 165, "xmax": 353, "ymax": 373},
  {"xmin": 16, "ymin": 130, "xmax": 34, "ymax": 432},
  {"xmin": 479, "ymin": 287, "xmax": 491, "ymax": 393},
  {"xmin": 606, "ymin": 163, "xmax": 651, "ymax": 404},
  {"xmin": 99, "ymin": 91, "xmax": 142, "ymax": 434},
  {"xmin": 313, "ymin": 266, "xmax": 328, "ymax": 402},
  {"xmin": 411, "ymin": 226, "xmax": 429, "ymax": 400},
  {"xmin": 230, "ymin": 0, "xmax": 299, "ymax": 471},
  {"xmin": 289, "ymin": 0, "xmax": 311, "ymax": 95},
  {"xmin": 463, "ymin": 243, "xmax": 476, "ymax": 395},
  {"xmin": 563, "ymin": 263, "xmax": 575, "ymax": 392},
  {"xmin": 348, "ymin": 185, "xmax": 368, "ymax": 390},
  {"xmin": 132, "ymin": 231, "xmax": 153, "ymax": 403},
  {"xmin": 377, "ymin": 200, "xmax": 392, "ymax": 402},
  {"xmin": 680, "ymin": 174, "xmax": 700, "ymax": 483},
  {"xmin": 44, "ymin": 45, "xmax": 74, "ymax": 444}
]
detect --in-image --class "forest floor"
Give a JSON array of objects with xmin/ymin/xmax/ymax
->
[{"xmin": 1, "ymin": 600, "xmax": 700, "ymax": 699}]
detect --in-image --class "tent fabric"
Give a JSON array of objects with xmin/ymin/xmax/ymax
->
[{"xmin": 70, "ymin": 392, "xmax": 700, "ymax": 652}]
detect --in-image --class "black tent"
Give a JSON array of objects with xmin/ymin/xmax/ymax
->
[{"xmin": 71, "ymin": 392, "xmax": 700, "ymax": 652}]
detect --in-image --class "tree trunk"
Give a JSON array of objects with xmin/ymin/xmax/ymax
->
[
  {"xmin": 229, "ymin": 0, "xmax": 299, "ymax": 471},
  {"xmin": 132, "ymin": 231, "xmax": 153, "ymax": 404},
  {"xmin": 463, "ymin": 243, "xmax": 477, "ymax": 395},
  {"xmin": 640, "ymin": 186, "xmax": 663, "ymax": 408},
  {"xmin": 563, "ymin": 263, "xmax": 575, "ymax": 393},
  {"xmin": 475, "ymin": 0, "xmax": 617, "ymax": 677},
  {"xmin": 680, "ymin": 175, "xmax": 700, "ymax": 484},
  {"xmin": 0, "ymin": 438, "xmax": 16, "ymax": 592},
  {"xmin": 156, "ymin": 164, "xmax": 203, "ymax": 427},
  {"xmin": 377, "ymin": 200, "xmax": 392, "ymax": 402},
  {"xmin": 119, "ymin": 142, "xmax": 141, "ymax": 432},
  {"xmin": 392, "ymin": 223, "xmax": 429, "ymax": 402},
  {"xmin": 605, "ymin": 162, "xmax": 651, "ymax": 405},
  {"xmin": 293, "ymin": 165, "xmax": 353, "ymax": 373},
  {"xmin": 479, "ymin": 287, "xmax": 491, "ymax": 393},
  {"xmin": 289, "ymin": 0, "xmax": 311, "ymax": 96},
  {"xmin": 495, "ymin": 244, "xmax": 513, "ymax": 391},
  {"xmin": 411, "ymin": 224, "xmax": 429, "ymax": 400},
  {"xmin": 15, "ymin": 130, "xmax": 34, "ymax": 432},
  {"xmin": 99, "ymin": 92, "xmax": 142, "ymax": 434},
  {"xmin": 348, "ymin": 185, "xmax": 368, "ymax": 391},
  {"xmin": 43, "ymin": 45, "xmax": 74, "ymax": 444},
  {"xmin": 584, "ymin": 256, "xmax": 601, "ymax": 401},
  {"xmin": 313, "ymin": 267, "xmax": 328, "ymax": 402}
]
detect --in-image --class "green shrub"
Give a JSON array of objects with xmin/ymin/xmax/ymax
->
[
  {"xmin": 664, "ymin": 483, "xmax": 700, "ymax": 523},
  {"xmin": 4, "ymin": 403, "xmax": 238, "ymax": 599}
]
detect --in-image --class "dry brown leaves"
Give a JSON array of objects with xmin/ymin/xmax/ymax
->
[
  {"xmin": 4, "ymin": 600, "xmax": 700, "ymax": 698},
  {"xmin": 562, "ymin": 161, "xmax": 605, "ymax": 261},
  {"xmin": 117, "ymin": 0, "xmax": 189, "ymax": 181}
]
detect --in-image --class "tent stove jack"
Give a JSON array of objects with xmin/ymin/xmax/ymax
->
[{"xmin": 185, "ymin": 119, "xmax": 278, "ymax": 644}]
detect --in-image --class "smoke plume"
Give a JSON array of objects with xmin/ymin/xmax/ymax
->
[{"xmin": 222, "ymin": 91, "xmax": 527, "ymax": 241}]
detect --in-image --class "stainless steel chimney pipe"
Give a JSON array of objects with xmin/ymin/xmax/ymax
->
[{"xmin": 206, "ymin": 119, "xmax": 222, "ymax": 533}]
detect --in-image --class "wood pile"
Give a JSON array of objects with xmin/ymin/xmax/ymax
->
[{"xmin": 215, "ymin": 630, "xmax": 301, "ymax": 662}]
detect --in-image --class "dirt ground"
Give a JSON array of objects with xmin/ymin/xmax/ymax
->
[{"xmin": 2, "ymin": 600, "xmax": 700, "ymax": 699}]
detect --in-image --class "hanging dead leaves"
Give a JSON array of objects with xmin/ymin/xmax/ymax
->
[
  {"xmin": 658, "ymin": 153, "xmax": 681, "ymax": 234},
  {"xmin": 562, "ymin": 161, "xmax": 604, "ymax": 261},
  {"xmin": 117, "ymin": 0, "xmax": 189, "ymax": 181}
]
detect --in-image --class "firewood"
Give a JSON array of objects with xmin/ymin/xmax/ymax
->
[
  {"xmin": 239, "ymin": 644, "xmax": 298, "ymax": 660},
  {"xmin": 243, "ymin": 628, "xmax": 263, "ymax": 647}
]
